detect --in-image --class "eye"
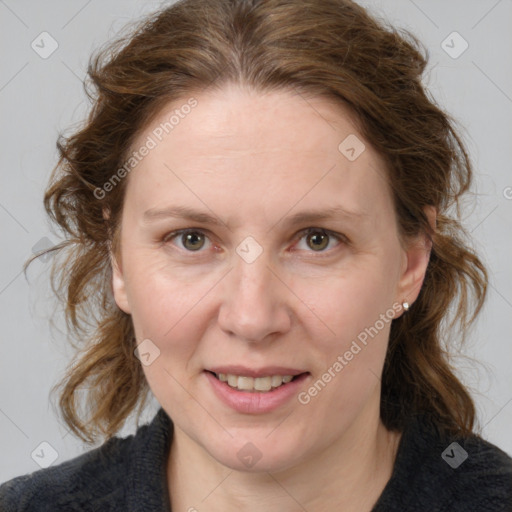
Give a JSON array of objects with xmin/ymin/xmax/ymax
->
[
  {"xmin": 294, "ymin": 228, "xmax": 344, "ymax": 254},
  {"xmin": 162, "ymin": 227, "xmax": 346, "ymax": 255},
  {"xmin": 163, "ymin": 229, "xmax": 212, "ymax": 252}
]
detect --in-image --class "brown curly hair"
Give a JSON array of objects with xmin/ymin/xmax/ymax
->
[{"xmin": 27, "ymin": 0, "xmax": 487, "ymax": 443}]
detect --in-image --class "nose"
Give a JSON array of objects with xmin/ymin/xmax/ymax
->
[{"xmin": 218, "ymin": 251, "xmax": 291, "ymax": 343}]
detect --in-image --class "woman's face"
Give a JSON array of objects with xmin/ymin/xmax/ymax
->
[{"xmin": 112, "ymin": 84, "xmax": 429, "ymax": 472}]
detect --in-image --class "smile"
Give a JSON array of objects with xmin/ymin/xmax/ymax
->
[
  {"xmin": 212, "ymin": 372, "xmax": 297, "ymax": 392},
  {"xmin": 205, "ymin": 370, "xmax": 310, "ymax": 413}
]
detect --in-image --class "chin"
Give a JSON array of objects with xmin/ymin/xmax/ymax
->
[{"xmin": 205, "ymin": 434, "xmax": 308, "ymax": 474}]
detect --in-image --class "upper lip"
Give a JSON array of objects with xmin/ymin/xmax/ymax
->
[{"xmin": 207, "ymin": 366, "xmax": 308, "ymax": 378}]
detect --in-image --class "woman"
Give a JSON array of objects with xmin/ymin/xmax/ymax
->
[{"xmin": 1, "ymin": 0, "xmax": 511, "ymax": 510}]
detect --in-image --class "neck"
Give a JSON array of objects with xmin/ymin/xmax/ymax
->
[{"xmin": 167, "ymin": 399, "xmax": 401, "ymax": 512}]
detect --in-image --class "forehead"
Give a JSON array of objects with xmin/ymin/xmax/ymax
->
[
  {"xmin": 139, "ymin": 84, "xmax": 362, "ymax": 156},
  {"xmin": 124, "ymin": 85, "xmax": 392, "ymax": 226}
]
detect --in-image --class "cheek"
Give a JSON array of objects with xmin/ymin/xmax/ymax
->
[
  {"xmin": 126, "ymin": 261, "xmax": 214, "ymax": 401},
  {"xmin": 295, "ymin": 261, "xmax": 399, "ymax": 413},
  {"xmin": 300, "ymin": 257, "xmax": 398, "ymax": 340},
  {"xmin": 288, "ymin": 271, "xmax": 395, "ymax": 433},
  {"xmin": 123, "ymin": 252, "xmax": 217, "ymax": 338}
]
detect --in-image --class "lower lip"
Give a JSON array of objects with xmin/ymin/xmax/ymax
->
[{"xmin": 205, "ymin": 371, "xmax": 309, "ymax": 414}]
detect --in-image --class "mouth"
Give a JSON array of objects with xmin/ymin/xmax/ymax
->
[
  {"xmin": 204, "ymin": 368, "xmax": 311, "ymax": 413},
  {"xmin": 206, "ymin": 370, "xmax": 308, "ymax": 393}
]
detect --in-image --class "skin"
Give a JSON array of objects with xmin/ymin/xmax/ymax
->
[{"xmin": 111, "ymin": 83, "xmax": 433, "ymax": 511}]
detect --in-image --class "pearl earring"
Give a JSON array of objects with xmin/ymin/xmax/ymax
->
[{"xmin": 402, "ymin": 301, "xmax": 410, "ymax": 311}]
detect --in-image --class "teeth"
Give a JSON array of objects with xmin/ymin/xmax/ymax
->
[
  {"xmin": 254, "ymin": 377, "xmax": 272, "ymax": 391},
  {"xmin": 271, "ymin": 375, "xmax": 282, "ymax": 387},
  {"xmin": 237, "ymin": 376, "xmax": 254, "ymax": 391},
  {"xmin": 216, "ymin": 373, "xmax": 296, "ymax": 392}
]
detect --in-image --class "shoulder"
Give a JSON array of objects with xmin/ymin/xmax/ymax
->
[
  {"xmin": 375, "ymin": 414, "xmax": 512, "ymax": 511},
  {"xmin": 440, "ymin": 429, "xmax": 512, "ymax": 510},
  {"xmin": 0, "ymin": 434, "xmax": 135, "ymax": 512},
  {"xmin": 0, "ymin": 408, "xmax": 172, "ymax": 512}
]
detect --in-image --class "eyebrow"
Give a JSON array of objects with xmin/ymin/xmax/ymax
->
[{"xmin": 142, "ymin": 205, "xmax": 367, "ymax": 229}]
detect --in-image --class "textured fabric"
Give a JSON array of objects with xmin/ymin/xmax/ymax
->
[
  {"xmin": 1, "ymin": 408, "xmax": 511, "ymax": 511},
  {"xmin": 371, "ymin": 414, "xmax": 512, "ymax": 511},
  {"xmin": 0, "ymin": 408, "xmax": 173, "ymax": 512}
]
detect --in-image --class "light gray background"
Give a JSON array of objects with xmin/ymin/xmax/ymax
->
[{"xmin": 1, "ymin": 0, "xmax": 511, "ymax": 482}]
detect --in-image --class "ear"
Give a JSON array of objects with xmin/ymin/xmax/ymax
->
[
  {"xmin": 111, "ymin": 250, "xmax": 131, "ymax": 314},
  {"xmin": 104, "ymin": 207, "xmax": 131, "ymax": 315},
  {"xmin": 395, "ymin": 206, "xmax": 436, "ymax": 316}
]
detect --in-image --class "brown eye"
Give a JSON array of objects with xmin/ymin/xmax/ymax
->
[
  {"xmin": 294, "ymin": 228, "xmax": 344, "ymax": 255},
  {"xmin": 305, "ymin": 230, "xmax": 330, "ymax": 251},
  {"xmin": 181, "ymin": 231, "xmax": 206, "ymax": 251}
]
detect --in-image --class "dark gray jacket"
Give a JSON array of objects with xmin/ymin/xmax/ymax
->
[{"xmin": 1, "ymin": 408, "xmax": 511, "ymax": 511}]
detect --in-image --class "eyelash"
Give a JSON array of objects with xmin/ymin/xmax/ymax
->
[{"xmin": 161, "ymin": 227, "xmax": 347, "ymax": 257}]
